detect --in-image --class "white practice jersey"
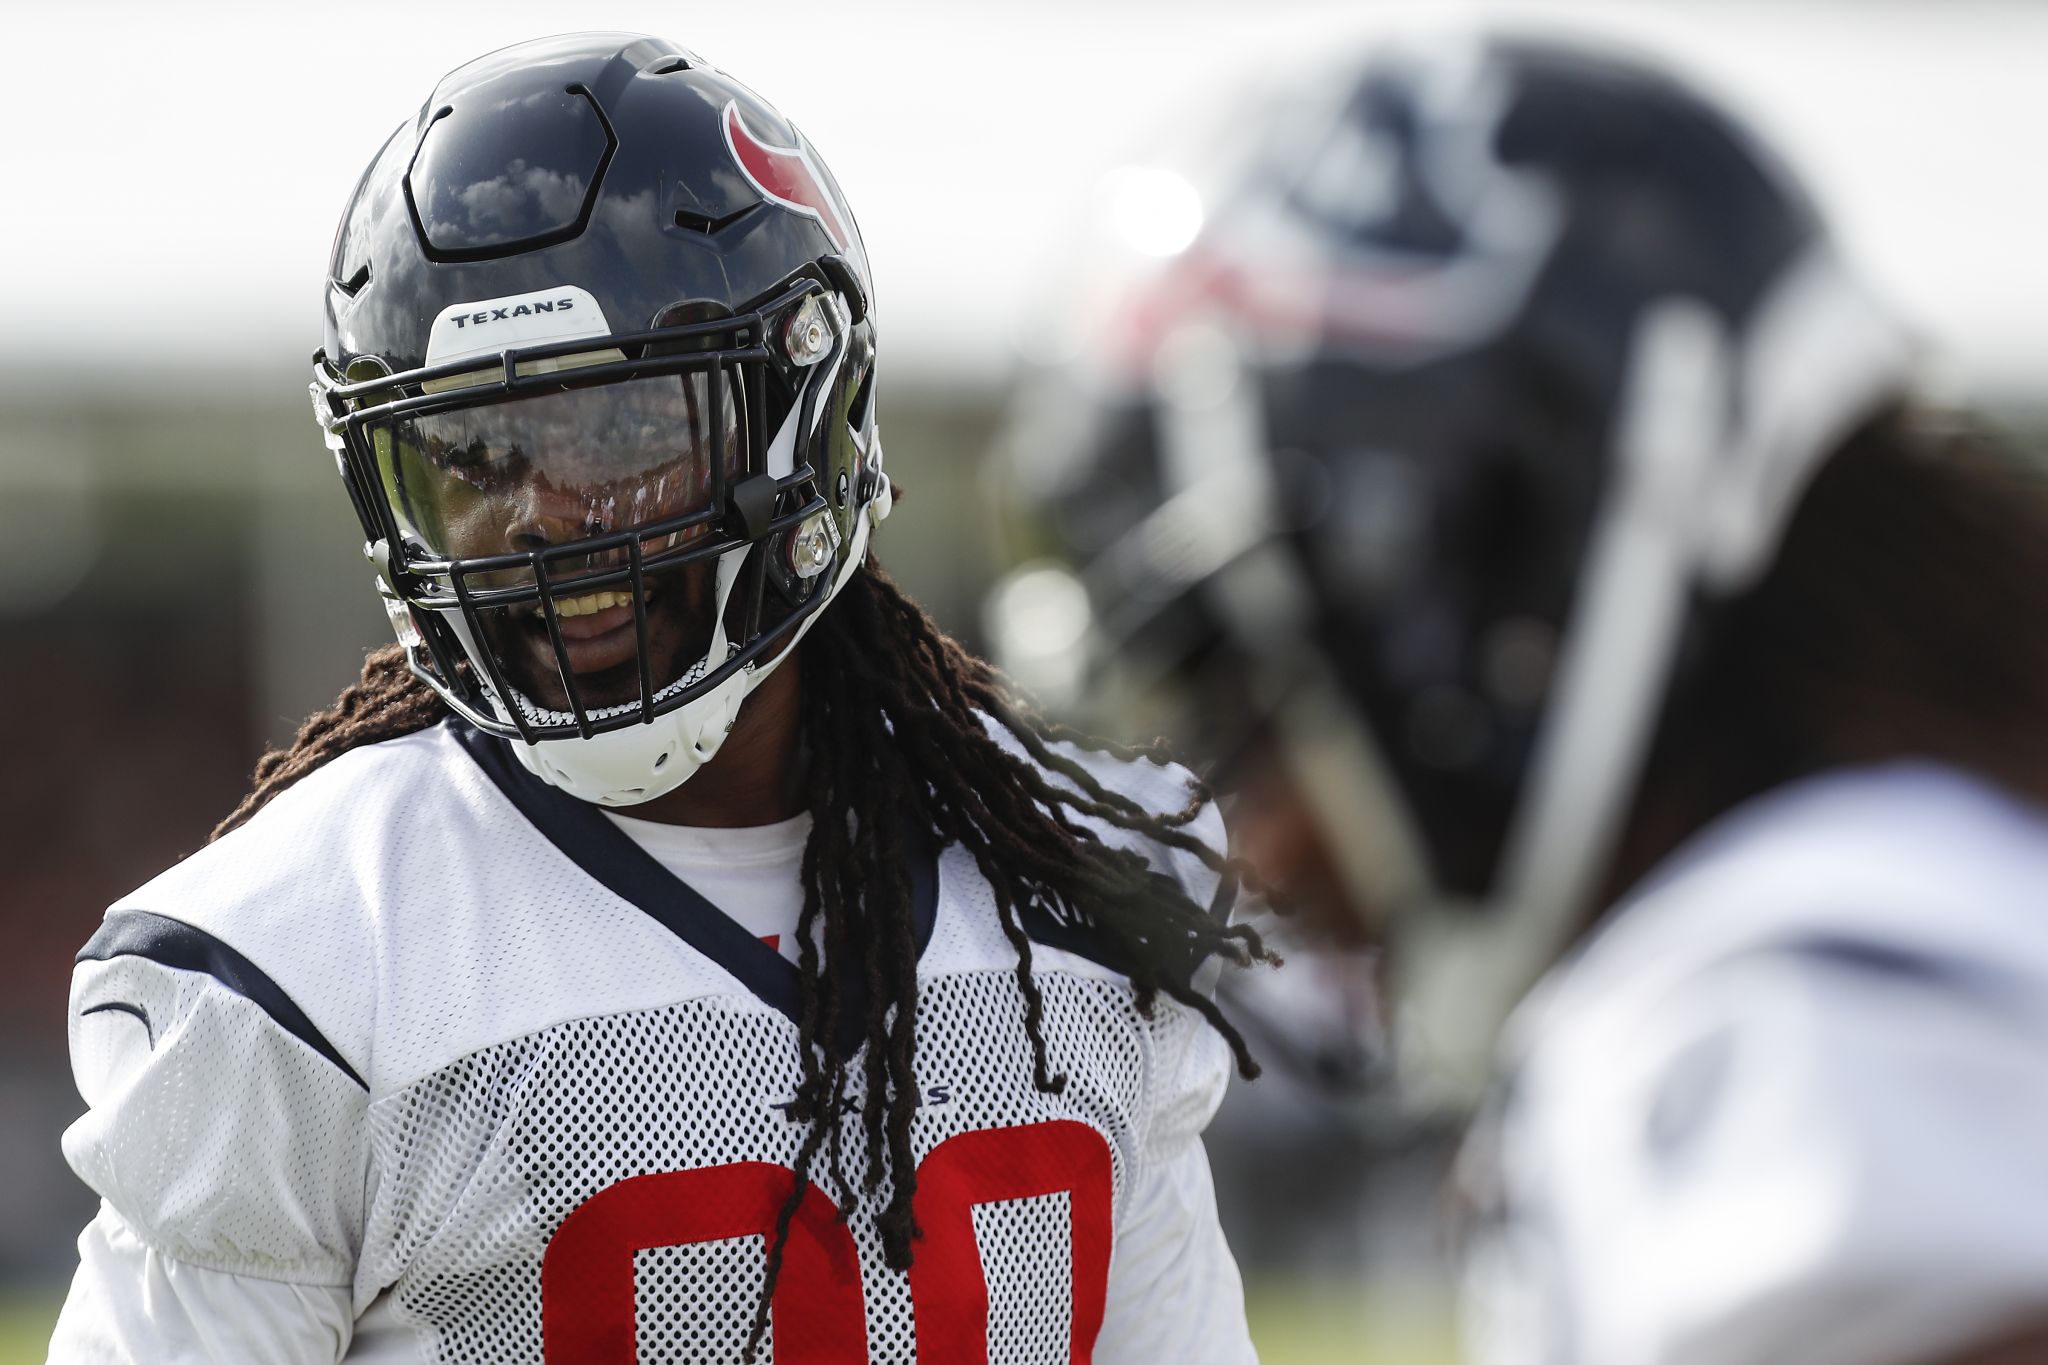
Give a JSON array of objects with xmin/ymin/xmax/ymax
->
[
  {"xmin": 50, "ymin": 718, "xmax": 1256, "ymax": 1364},
  {"xmin": 1465, "ymin": 763, "xmax": 2048, "ymax": 1365}
]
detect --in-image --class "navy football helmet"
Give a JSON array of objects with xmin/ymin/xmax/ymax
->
[
  {"xmin": 990, "ymin": 31, "xmax": 1912, "ymax": 1094},
  {"xmin": 311, "ymin": 33, "xmax": 889, "ymax": 805}
]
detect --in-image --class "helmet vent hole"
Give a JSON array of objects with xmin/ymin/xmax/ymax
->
[
  {"xmin": 654, "ymin": 750, "xmax": 671, "ymax": 770},
  {"xmin": 337, "ymin": 263, "xmax": 371, "ymax": 297},
  {"xmin": 647, "ymin": 57, "xmax": 691, "ymax": 75},
  {"xmin": 673, "ymin": 206, "xmax": 755, "ymax": 235}
]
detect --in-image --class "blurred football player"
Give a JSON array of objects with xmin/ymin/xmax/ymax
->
[
  {"xmin": 990, "ymin": 29, "xmax": 2048, "ymax": 1365},
  {"xmin": 48, "ymin": 33, "xmax": 1270, "ymax": 1363}
]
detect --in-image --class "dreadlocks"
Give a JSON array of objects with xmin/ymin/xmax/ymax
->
[{"xmin": 214, "ymin": 559, "xmax": 1272, "ymax": 1360}]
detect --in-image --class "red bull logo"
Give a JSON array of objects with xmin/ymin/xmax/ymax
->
[{"xmin": 722, "ymin": 101, "xmax": 852, "ymax": 254}]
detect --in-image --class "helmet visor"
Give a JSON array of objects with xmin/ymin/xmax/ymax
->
[{"xmin": 370, "ymin": 370, "xmax": 744, "ymax": 574}]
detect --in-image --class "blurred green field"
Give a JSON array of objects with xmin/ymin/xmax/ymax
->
[
  {"xmin": 1247, "ymin": 1280, "xmax": 1457, "ymax": 1365},
  {"xmin": 0, "ymin": 1295, "xmax": 52, "ymax": 1365},
  {"xmin": 0, "ymin": 1280, "xmax": 1455, "ymax": 1363}
]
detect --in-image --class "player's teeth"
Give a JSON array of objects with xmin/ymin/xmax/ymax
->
[{"xmin": 553, "ymin": 589, "xmax": 637, "ymax": 618}]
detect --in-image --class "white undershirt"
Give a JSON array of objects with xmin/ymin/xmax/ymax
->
[{"xmin": 601, "ymin": 810, "xmax": 811, "ymax": 963}]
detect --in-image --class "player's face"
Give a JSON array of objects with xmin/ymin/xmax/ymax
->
[{"xmin": 371, "ymin": 373, "xmax": 743, "ymax": 710}]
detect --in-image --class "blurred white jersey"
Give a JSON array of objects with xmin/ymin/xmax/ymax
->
[
  {"xmin": 1466, "ymin": 762, "xmax": 2048, "ymax": 1365},
  {"xmin": 50, "ymin": 719, "xmax": 1255, "ymax": 1364}
]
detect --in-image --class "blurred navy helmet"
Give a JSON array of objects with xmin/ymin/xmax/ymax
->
[
  {"xmin": 989, "ymin": 30, "xmax": 1911, "ymax": 1091},
  {"xmin": 311, "ymin": 33, "xmax": 889, "ymax": 807}
]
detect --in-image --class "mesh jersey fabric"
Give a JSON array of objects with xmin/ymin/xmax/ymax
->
[
  {"xmin": 53, "ymin": 717, "xmax": 1257, "ymax": 1365},
  {"xmin": 1463, "ymin": 762, "xmax": 2048, "ymax": 1365}
]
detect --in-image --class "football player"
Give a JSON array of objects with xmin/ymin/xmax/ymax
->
[
  {"xmin": 49, "ymin": 33, "xmax": 1268, "ymax": 1364},
  {"xmin": 993, "ymin": 29, "xmax": 2048, "ymax": 1365}
]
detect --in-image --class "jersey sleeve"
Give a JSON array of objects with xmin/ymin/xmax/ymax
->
[
  {"xmin": 1095, "ymin": 788, "xmax": 1256, "ymax": 1363},
  {"xmin": 49, "ymin": 1203, "xmax": 355, "ymax": 1364},
  {"xmin": 1468, "ymin": 938, "xmax": 2048, "ymax": 1365},
  {"xmin": 51, "ymin": 916, "xmax": 372, "ymax": 1363},
  {"xmin": 1096, "ymin": 1017, "xmax": 1258, "ymax": 1365}
]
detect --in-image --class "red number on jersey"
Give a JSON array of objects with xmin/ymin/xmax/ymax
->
[
  {"xmin": 911, "ymin": 1120, "xmax": 1114, "ymax": 1364},
  {"xmin": 541, "ymin": 1161, "xmax": 867, "ymax": 1363},
  {"xmin": 539, "ymin": 1121, "xmax": 1115, "ymax": 1363}
]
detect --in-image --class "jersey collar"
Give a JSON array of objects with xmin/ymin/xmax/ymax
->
[{"xmin": 449, "ymin": 718, "xmax": 939, "ymax": 1059}]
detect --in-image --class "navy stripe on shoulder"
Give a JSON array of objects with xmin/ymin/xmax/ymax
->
[
  {"xmin": 1765, "ymin": 933, "xmax": 2033, "ymax": 1025},
  {"xmin": 77, "ymin": 910, "xmax": 366, "ymax": 1089},
  {"xmin": 1017, "ymin": 904, "xmax": 1136, "ymax": 977},
  {"xmin": 1017, "ymin": 863, "xmax": 1208, "ymax": 986},
  {"xmin": 1785, "ymin": 935, "xmax": 1963, "ymax": 989},
  {"xmin": 79, "ymin": 1000, "xmax": 155, "ymax": 1046}
]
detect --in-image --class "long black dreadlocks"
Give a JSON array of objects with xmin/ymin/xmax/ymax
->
[{"xmin": 214, "ymin": 559, "xmax": 1273, "ymax": 1359}]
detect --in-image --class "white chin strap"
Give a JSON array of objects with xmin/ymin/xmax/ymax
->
[{"xmin": 516, "ymin": 683, "xmax": 748, "ymax": 806}]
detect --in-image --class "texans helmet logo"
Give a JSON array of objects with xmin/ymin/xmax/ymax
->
[{"xmin": 722, "ymin": 101, "xmax": 852, "ymax": 254}]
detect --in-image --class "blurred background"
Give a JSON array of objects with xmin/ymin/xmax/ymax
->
[{"xmin": 0, "ymin": 1, "xmax": 2041, "ymax": 1359}]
